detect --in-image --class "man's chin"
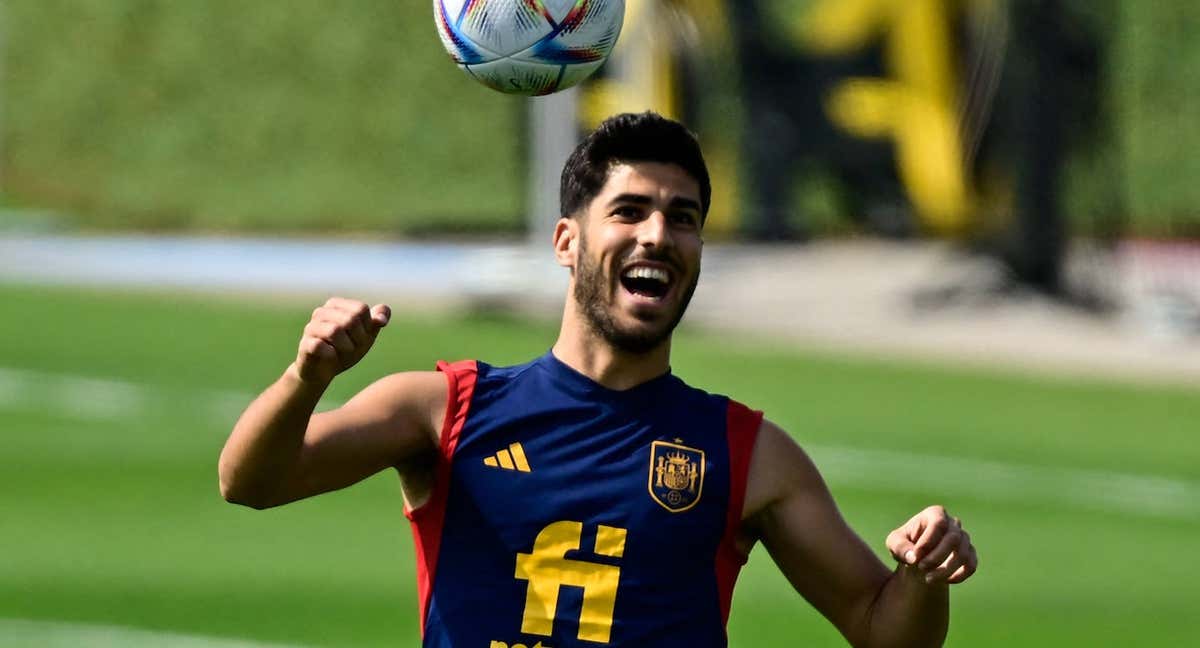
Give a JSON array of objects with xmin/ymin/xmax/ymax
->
[
  {"xmin": 605, "ymin": 318, "xmax": 674, "ymax": 353},
  {"xmin": 577, "ymin": 280, "xmax": 692, "ymax": 354},
  {"xmin": 616, "ymin": 299, "xmax": 674, "ymax": 325}
]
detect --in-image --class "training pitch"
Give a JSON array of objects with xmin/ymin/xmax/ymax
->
[{"xmin": 1, "ymin": 283, "xmax": 1197, "ymax": 646}]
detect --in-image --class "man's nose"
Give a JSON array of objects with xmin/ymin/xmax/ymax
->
[{"xmin": 637, "ymin": 211, "xmax": 672, "ymax": 248}]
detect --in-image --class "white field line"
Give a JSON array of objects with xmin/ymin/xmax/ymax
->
[
  {"xmin": 0, "ymin": 617, "xmax": 311, "ymax": 648},
  {"xmin": 808, "ymin": 445, "xmax": 1200, "ymax": 520},
  {"xmin": 0, "ymin": 367, "xmax": 1196, "ymax": 521},
  {"xmin": 0, "ymin": 367, "xmax": 341, "ymax": 422}
]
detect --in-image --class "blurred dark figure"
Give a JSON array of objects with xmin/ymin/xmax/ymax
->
[
  {"xmin": 728, "ymin": 0, "xmax": 910, "ymax": 241},
  {"xmin": 728, "ymin": 0, "xmax": 1114, "ymax": 299},
  {"xmin": 984, "ymin": 0, "xmax": 1109, "ymax": 296}
]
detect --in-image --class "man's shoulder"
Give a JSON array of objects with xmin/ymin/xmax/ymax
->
[
  {"xmin": 431, "ymin": 355, "xmax": 552, "ymax": 409},
  {"xmin": 431, "ymin": 355, "xmax": 540, "ymax": 380},
  {"xmin": 668, "ymin": 374, "xmax": 762, "ymax": 419},
  {"xmin": 460, "ymin": 355, "xmax": 544, "ymax": 387},
  {"xmin": 665, "ymin": 372, "xmax": 721, "ymax": 400}
]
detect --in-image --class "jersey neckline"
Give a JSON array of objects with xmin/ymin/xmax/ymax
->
[{"xmin": 535, "ymin": 350, "xmax": 676, "ymax": 403}]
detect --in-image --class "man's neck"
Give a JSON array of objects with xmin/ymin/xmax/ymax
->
[{"xmin": 552, "ymin": 308, "xmax": 672, "ymax": 391}]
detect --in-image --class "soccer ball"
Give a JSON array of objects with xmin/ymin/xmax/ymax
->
[{"xmin": 433, "ymin": 0, "xmax": 626, "ymax": 96}]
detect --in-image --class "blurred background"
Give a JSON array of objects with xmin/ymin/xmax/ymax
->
[{"xmin": 1, "ymin": 1, "xmax": 1198, "ymax": 647}]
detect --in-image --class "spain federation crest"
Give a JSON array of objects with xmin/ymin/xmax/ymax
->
[{"xmin": 648, "ymin": 440, "xmax": 706, "ymax": 513}]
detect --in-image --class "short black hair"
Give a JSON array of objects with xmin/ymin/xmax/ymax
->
[{"xmin": 559, "ymin": 112, "xmax": 711, "ymax": 221}]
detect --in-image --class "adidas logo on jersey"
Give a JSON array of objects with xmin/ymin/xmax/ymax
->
[
  {"xmin": 484, "ymin": 442, "xmax": 531, "ymax": 473},
  {"xmin": 489, "ymin": 641, "xmax": 550, "ymax": 648}
]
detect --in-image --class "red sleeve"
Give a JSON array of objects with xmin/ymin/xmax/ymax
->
[
  {"xmin": 715, "ymin": 398, "xmax": 763, "ymax": 628},
  {"xmin": 407, "ymin": 359, "xmax": 478, "ymax": 636}
]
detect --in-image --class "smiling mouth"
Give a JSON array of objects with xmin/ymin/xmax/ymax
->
[{"xmin": 619, "ymin": 265, "xmax": 672, "ymax": 300}]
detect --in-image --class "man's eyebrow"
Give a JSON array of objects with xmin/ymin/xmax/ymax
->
[
  {"xmin": 607, "ymin": 193, "xmax": 654, "ymax": 206},
  {"xmin": 607, "ymin": 194, "xmax": 702, "ymax": 212},
  {"xmin": 667, "ymin": 196, "xmax": 702, "ymax": 213}
]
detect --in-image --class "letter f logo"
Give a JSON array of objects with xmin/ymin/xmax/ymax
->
[{"xmin": 514, "ymin": 521, "xmax": 626, "ymax": 644}]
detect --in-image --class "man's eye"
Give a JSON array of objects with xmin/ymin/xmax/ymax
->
[
  {"xmin": 613, "ymin": 206, "xmax": 641, "ymax": 218},
  {"xmin": 671, "ymin": 212, "xmax": 699, "ymax": 227}
]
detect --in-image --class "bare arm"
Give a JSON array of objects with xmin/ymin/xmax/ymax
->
[
  {"xmin": 742, "ymin": 420, "xmax": 977, "ymax": 647},
  {"xmin": 218, "ymin": 298, "xmax": 447, "ymax": 509}
]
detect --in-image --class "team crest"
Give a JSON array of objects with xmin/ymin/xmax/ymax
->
[{"xmin": 648, "ymin": 440, "xmax": 705, "ymax": 513}]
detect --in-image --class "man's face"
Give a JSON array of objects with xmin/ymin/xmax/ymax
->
[{"xmin": 569, "ymin": 161, "xmax": 704, "ymax": 353}]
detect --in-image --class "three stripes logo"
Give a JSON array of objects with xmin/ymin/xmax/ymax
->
[{"xmin": 484, "ymin": 442, "xmax": 532, "ymax": 473}]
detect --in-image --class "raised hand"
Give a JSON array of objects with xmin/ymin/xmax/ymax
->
[
  {"xmin": 886, "ymin": 505, "xmax": 978, "ymax": 585},
  {"xmin": 293, "ymin": 297, "xmax": 391, "ymax": 386}
]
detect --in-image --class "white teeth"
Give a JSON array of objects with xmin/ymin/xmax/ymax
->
[{"xmin": 622, "ymin": 266, "xmax": 669, "ymax": 283}]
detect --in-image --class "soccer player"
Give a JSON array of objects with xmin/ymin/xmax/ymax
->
[{"xmin": 219, "ymin": 112, "xmax": 978, "ymax": 647}]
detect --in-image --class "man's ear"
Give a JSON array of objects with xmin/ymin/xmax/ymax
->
[{"xmin": 552, "ymin": 217, "xmax": 578, "ymax": 269}]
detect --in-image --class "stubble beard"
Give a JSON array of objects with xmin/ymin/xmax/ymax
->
[{"xmin": 573, "ymin": 234, "xmax": 699, "ymax": 355}]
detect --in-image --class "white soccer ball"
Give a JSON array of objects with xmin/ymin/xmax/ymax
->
[{"xmin": 433, "ymin": 0, "xmax": 626, "ymax": 96}]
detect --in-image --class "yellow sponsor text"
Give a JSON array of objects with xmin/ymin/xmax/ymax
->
[{"xmin": 514, "ymin": 521, "xmax": 626, "ymax": 644}]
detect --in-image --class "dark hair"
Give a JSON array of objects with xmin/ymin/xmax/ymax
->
[{"xmin": 559, "ymin": 112, "xmax": 711, "ymax": 221}]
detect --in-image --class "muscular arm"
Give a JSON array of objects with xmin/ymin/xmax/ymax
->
[
  {"xmin": 743, "ymin": 421, "xmax": 972, "ymax": 647},
  {"xmin": 218, "ymin": 368, "xmax": 446, "ymax": 509},
  {"xmin": 218, "ymin": 298, "xmax": 447, "ymax": 509}
]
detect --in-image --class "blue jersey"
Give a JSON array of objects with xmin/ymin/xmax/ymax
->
[{"xmin": 407, "ymin": 352, "xmax": 762, "ymax": 647}]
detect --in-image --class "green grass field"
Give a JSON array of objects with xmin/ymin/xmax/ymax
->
[{"xmin": 2, "ymin": 282, "xmax": 1198, "ymax": 647}]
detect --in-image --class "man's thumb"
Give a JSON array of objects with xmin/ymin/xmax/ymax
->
[
  {"xmin": 370, "ymin": 304, "xmax": 391, "ymax": 328},
  {"xmin": 886, "ymin": 530, "xmax": 918, "ymax": 565}
]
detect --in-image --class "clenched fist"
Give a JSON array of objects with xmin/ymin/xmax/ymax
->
[
  {"xmin": 293, "ymin": 297, "xmax": 391, "ymax": 386},
  {"xmin": 887, "ymin": 505, "xmax": 978, "ymax": 585}
]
